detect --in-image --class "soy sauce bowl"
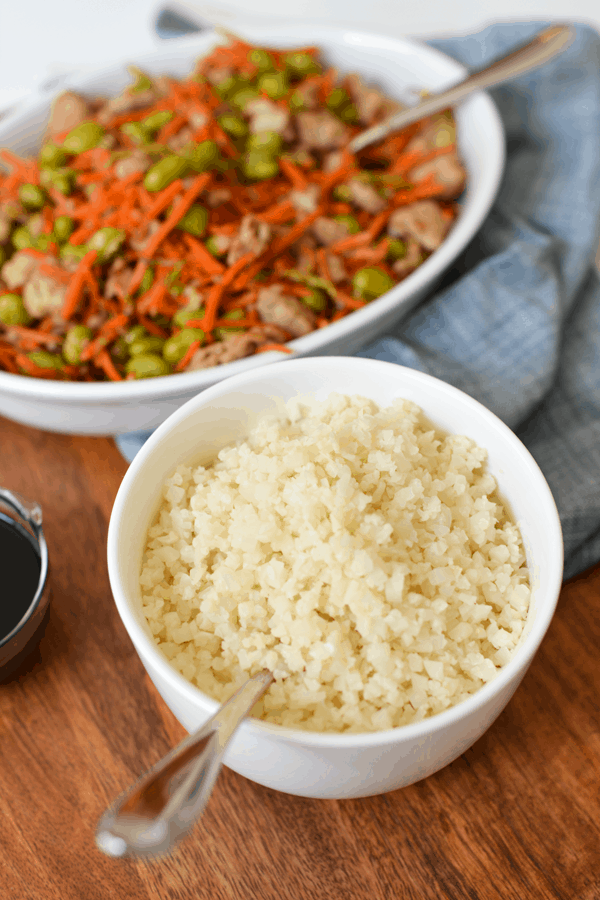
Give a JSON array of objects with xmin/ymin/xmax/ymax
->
[{"xmin": 0, "ymin": 489, "xmax": 50, "ymax": 677}]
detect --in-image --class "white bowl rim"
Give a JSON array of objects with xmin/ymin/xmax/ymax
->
[
  {"xmin": 108, "ymin": 355, "xmax": 564, "ymax": 749},
  {"xmin": 0, "ymin": 24, "xmax": 504, "ymax": 400}
]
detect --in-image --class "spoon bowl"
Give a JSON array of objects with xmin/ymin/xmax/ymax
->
[{"xmin": 350, "ymin": 24, "xmax": 574, "ymax": 152}]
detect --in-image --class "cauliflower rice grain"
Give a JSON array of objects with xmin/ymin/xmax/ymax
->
[{"xmin": 140, "ymin": 394, "xmax": 530, "ymax": 732}]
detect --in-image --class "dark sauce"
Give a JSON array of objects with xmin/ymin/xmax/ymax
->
[{"xmin": 0, "ymin": 513, "xmax": 41, "ymax": 640}]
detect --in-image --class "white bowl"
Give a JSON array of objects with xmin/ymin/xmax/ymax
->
[
  {"xmin": 107, "ymin": 356, "xmax": 563, "ymax": 799},
  {"xmin": 0, "ymin": 25, "xmax": 504, "ymax": 435}
]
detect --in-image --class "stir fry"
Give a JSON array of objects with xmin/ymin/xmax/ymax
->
[{"xmin": 0, "ymin": 37, "xmax": 466, "ymax": 381}]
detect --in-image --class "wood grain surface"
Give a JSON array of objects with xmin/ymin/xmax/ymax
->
[{"xmin": 1, "ymin": 413, "xmax": 599, "ymax": 900}]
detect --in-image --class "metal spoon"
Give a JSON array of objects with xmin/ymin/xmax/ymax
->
[
  {"xmin": 350, "ymin": 24, "xmax": 574, "ymax": 153},
  {"xmin": 96, "ymin": 669, "xmax": 273, "ymax": 859}
]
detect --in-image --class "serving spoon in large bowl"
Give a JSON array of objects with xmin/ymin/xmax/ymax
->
[
  {"xmin": 350, "ymin": 24, "xmax": 574, "ymax": 153},
  {"xmin": 96, "ymin": 669, "xmax": 273, "ymax": 859}
]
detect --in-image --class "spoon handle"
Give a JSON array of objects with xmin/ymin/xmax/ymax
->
[
  {"xmin": 96, "ymin": 669, "xmax": 273, "ymax": 859},
  {"xmin": 349, "ymin": 24, "xmax": 575, "ymax": 153}
]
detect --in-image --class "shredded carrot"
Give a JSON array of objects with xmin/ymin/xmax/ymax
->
[
  {"xmin": 279, "ymin": 158, "xmax": 308, "ymax": 190},
  {"xmin": 392, "ymin": 173, "xmax": 448, "ymax": 205},
  {"xmin": 80, "ymin": 312, "xmax": 128, "ymax": 361},
  {"xmin": 61, "ymin": 250, "xmax": 98, "ymax": 319},
  {"xmin": 182, "ymin": 233, "xmax": 225, "ymax": 275},
  {"xmin": 199, "ymin": 282, "xmax": 225, "ymax": 334},
  {"xmin": 14, "ymin": 354, "xmax": 59, "ymax": 379},
  {"xmin": 145, "ymin": 179, "xmax": 185, "ymax": 220},
  {"xmin": 391, "ymin": 142, "xmax": 454, "ymax": 176},
  {"xmin": 0, "ymin": 36, "xmax": 464, "ymax": 383},
  {"xmin": 319, "ymin": 151, "xmax": 358, "ymax": 195},
  {"xmin": 0, "ymin": 352, "xmax": 19, "ymax": 374},
  {"xmin": 316, "ymin": 248, "xmax": 332, "ymax": 282},
  {"xmin": 137, "ymin": 281, "xmax": 168, "ymax": 315},
  {"xmin": 5, "ymin": 326, "xmax": 61, "ymax": 348},
  {"xmin": 20, "ymin": 247, "xmax": 48, "ymax": 260},
  {"xmin": 95, "ymin": 349, "xmax": 123, "ymax": 381},
  {"xmin": 157, "ymin": 114, "xmax": 188, "ymax": 143},
  {"xmin": 256, "ymin": 343, "xmax": 293, "ymax": 354},
  {"xmin": 137, "ymin": 314, "xmax": 168, "ymax": 338},
  {"xmin": 174, "ymin": 339, "xmax": 202, "ymax": 372},
  {"xmin": 333, "ymin": 291, "xmax": 366, "ymax": 310},
  {"xmin": 258, "ymin": 199, "xmax": 297, "ymax": 225},
  {"xmin": 39, "ymin": 262, "xmax": 72, "ymax": 283},
  {"xmin": 129, "ymin": 172, "xmax": 212, "ymax": 296}
]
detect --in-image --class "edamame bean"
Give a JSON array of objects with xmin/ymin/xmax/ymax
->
[
  {"xmin": 213, "ymin": 76, "xmax": 236, "ymax": 98},
  {"xmin": 352, "ymin": 266, "xmax": 395, "ymax": 301},
  {"xmin": 128, "ymin": 335, "xmax": 166, "ymax": 357},
  {"xmin": 143, "ymin": 156, "xmax": 188, "ymax": 192},
  {"xmin": 326, "ymin": 88, "xmax": 359, "ymax": 124},
  {"xmin": 257, "ymin": 72, "xmax": 288, "ymax": 100},
  {"xmin": 188, "ymin": 140, "xmax": 219, "ymax": 173},
  {"xmin": 142, "ymin": 110, "xmax": 174, "ymax": 133},
  {"xmin": 176, "ymin": 204, "xmax": 208, "ymax": 238},
  {"xmin": 162, "ymin": 327, "xmax": 205, "ymax": 364},
  {"xmin": 338, "ymin": 103, "xmax": 359, "ymax": 124},
  {"xmin": 214, "ymin": 309, "xmax": 245, "ymax": 339},
  {"xmin": 172, "ymin": 305, "xmax": 205, "ymax": 328},
  {"xmin": 301, "ymin": 289, "xmax": 327, "ymax": 312},
  {"xmin": 27, "ymin": 350, "xmax": 63, "ymax": 370},
  {"xmin": 53, "ymin": 215, "xmax": 75, "ymax": 244},
  {"xmin": 217, "ymin": 115, "xmax": 248, "ymax": 139},
  {"xmin": 387, "ymin": 239, "xmax": 407, "ymax": 261},
  {"xmin": 248, "ymin": 48, "xmax": 275, "ymax": 72},
  {"xmin": 246, "ymin": 131, "xmax": 282, "ymax": 156},
  {"xmin": 334, "ymin": 214, "xmax": 361, "ymax": 235},
  {"xmin": 125, "ymin": 353, "xmax": 171, "ymax": 379},
  {"xmin": 12, "ymin": 227, "xmax": 33, "ymax": 250},
  {"xmin": 120, "ymin": 122, "xmax": 150, "ymax": 145},
  {"xmin": 43, "ymin": 168, "xmax": 75, "ymax": 196},
  {"xmin": 88, "ymin": 227, "xmax": 125, "ymax": 263},
  {"xmin": 39, "ymin": 143, "xmax": 68, "ymax": 169},
  {"xmin": 60, "ymin": 243, "xmax": 88, "ymax": 265},
  {"xmin": 0, "ymin": 293, "xmax": 31, "ymax": 326},
  {"xmin": 110, "ymin": 337, "xmax": 129, "ymax": 361},
  {"xmin": 288, "ymin": 91, "xmax": 305, "ymax": 112},
  {"xmin": 332, "ymin": 184, "xmax": 352, "ymax": 203},
  {"xmin": 243, "ymin": 151, "xmax": 279, "ymax": 181},
  {"xmin": 327, "ymin": 88, "xmax": 350, "ymax": 111},
  {"xmin": 124, "ymin": 325, "xmax": 148, "ymax": 345},
  {"xmin": 63, "ymin": 122, "xmax": 105, "ymax": 154},
  {"xmin": 128, "ymin": 66, "xmax": 153, "ymax": 93},
  {"xmin": 62, "ymin": 324, "xmax": 92, "ymax": 365},
  {"xmin": 284, "ymin": 51, "xmax": 320, "ymax": 77},
  {"xmin": 229, "ymin": 87, "xmax": 259, "ymax": 111},
  {"xmin": 137, "ymin": 267, "xmax": 154, "ymax": 296},
  {"xmin": 34, "ymin": 234, "xmax": 52, "ymax": 252},
  {"xmin": 19, "ymin": 184, "xmax": 46, "ymax": 210},
  {"xmin": 205, "ymin": 235, "xmax": 228, "ymax": 258}
]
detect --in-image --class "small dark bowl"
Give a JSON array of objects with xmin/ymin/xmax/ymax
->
[{"xmin": 0, "ymin": 489, "xmax": 50, "ymax": 677}]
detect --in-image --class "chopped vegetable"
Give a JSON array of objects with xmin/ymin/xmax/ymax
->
[{"xmin": 0, "ymin": 36, "xmax": 465, "ymax": 382}]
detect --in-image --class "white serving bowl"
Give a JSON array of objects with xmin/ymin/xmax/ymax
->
[
  {"xmin": 107, "ymin": 356, "xmax": 563, "ymax": 799},
  {"xmin": 0, "ymin": 25, "xmax": 504, "ymax": 435}
]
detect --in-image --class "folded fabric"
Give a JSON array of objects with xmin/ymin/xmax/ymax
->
[{"xmin": 117, "ymin": 20, "xmax": 600, "ymax": 580}]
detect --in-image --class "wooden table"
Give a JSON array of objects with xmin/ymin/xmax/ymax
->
[{"xmin": 1, "ymin": 414, "xmax": 599, "ymax": 900}]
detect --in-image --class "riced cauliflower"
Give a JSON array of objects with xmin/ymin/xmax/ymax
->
[{"xmin": 140, "ymin": 394, "xmax": 530, "ymax": 732}]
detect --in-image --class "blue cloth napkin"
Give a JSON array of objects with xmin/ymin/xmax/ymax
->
[{"xmin": 117, "ymin": 19, "xmax": 600, "ymax": 581}]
